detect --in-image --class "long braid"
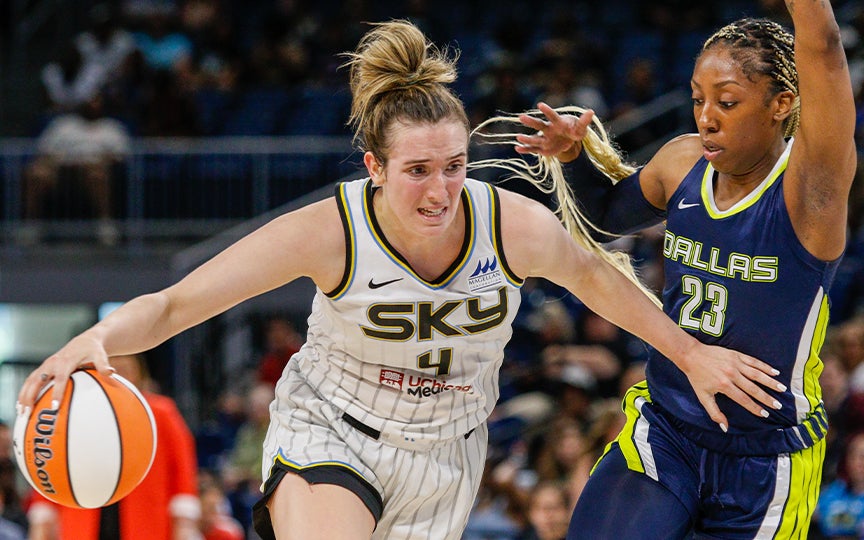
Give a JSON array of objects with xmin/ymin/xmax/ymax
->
[{"xmin": 703, "ymin": 18, "xmax": 799, "ymax": 137}]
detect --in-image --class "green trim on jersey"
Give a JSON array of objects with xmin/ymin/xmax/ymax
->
[{"xmin": 701, "ymin": 146, "xmax": 791, "ymax": 220}]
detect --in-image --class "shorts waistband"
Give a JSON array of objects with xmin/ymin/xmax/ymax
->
[
  {"xmin": 341, "ymin": 412, "xmax": 475, "ymax": 449},
  {"xmin": 653, "ymin": 402, "xmax": 829, "ymax": 456}
]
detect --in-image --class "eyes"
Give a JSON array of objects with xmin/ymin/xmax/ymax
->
[
  {"xmin": 406, "ymin": 161, "xmax": 465, "ymax": 178},
  {"xmin": 691, "ymin": 97, "xmax": 738, "ymax": 109}
]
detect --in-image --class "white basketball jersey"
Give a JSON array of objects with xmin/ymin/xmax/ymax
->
[{"xmin": 283, "ymin": 177, "xmax": 523, "ymax": 444}]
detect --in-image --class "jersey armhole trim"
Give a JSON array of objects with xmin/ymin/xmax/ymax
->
[
  {"xmin": 488, "ymin": 184, "xmax": 524, "ymax": 286},
  {"xmin": 324, "ymin": 182, "xmax": 355, "ymax": 299}
]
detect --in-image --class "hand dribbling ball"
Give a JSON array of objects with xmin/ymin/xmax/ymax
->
[{"xmin": 13, "ymin": 367, "xmax": 157, "ymax": 508}]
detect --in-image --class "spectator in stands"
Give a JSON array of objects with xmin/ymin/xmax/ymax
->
[
  {"xmin": 39, "ymin": 45, "xmax": 106, "ymax": 114},
  {"xmin": 812, "ymin": 432, "xmax": 864, "ymax": 539},
  {"xmin": 19, "ymin": 91, "xmax": 130, "ymax": 246},
  {"xmin": 531, "ymin": 416, "xmax": 586, "ymax": 486},
  {"xmin": 0, "ymin": 422, "xmax": 26, "ymax": 537},
  {"xmin": 463, "ymin": 455, "xmax": 525, "ymax": 540},
  {"xmin": 198, "ymin": 471, "xmax": 244, "ymax": 540},
  {"xmin": 0, "ymin": 422, "xmax": 9, "ymax": 462},
  {"xmin": 138, "ymin": 68, "xmax": 201, "ymax": 136},
  {"xmin": 837, "ymin": 317, "xmax": 864, "ymax": 393},
  {"xmin": 75, "ymin": 3, "xmax": 137, "ymax": 87},
  {"xmin": 195, "ymin": 387, "xmax": 247, "ymax": 472},
  {"xmin": 820, "ymin": 352, "xmax": 856, "ymax": 486},
  {"xmin": 0, "ymin": 483, "xmax": 24, "ymax": 540},
  {"xmin": 27, "ymin": 353, "xmax": 200, "ymax": 540},
  {"xmin": 222, "ymin": 383, "xmax": 273, "ymax": 534},
  {"xmin": 565, "ymin": 399, "xmax": 624, "ymax": 507},
  {"xmin": 518, "ymin": 481, "xmax": 570, "ymax": 540},
  {"xmin": 255, "ymin": 315, "xmax": 303, "ymax": 388},
  {"xmin": 130, "ymin": 4, "xmax": 193, "ymax": 74}
]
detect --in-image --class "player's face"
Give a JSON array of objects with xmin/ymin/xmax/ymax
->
[
  {"xmin": 691, "ymin": 46, "xmax": 789, "ymax": 178},
  {"xmin": 369, "ymin": 119, "xmax": 468, "ymax": 237}
]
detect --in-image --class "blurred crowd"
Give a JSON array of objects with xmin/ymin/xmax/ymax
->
[
  {"xmin": 20, "ymin": 0, "xmax": 862, "ymax": 145},
  {"xmin": 2, "ymin": 0, "xmax": 864, "ymax": 538}
]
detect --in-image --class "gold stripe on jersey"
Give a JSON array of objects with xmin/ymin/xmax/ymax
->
[
  {"xmin": 485, "ymin": 182, "xmax": 524, "ymax": 287},
  {"xmin": 327, "ymin": 182, "xmax": 359, "ymax": 299},
  {"xmin": 362, "ymin": 180, "xmax": 475, "ymax": 288},
  {"xmin": 802, "ymin": 294, "xmax": 830, "ymax": 412},
  {"xmin": 767, "ymin": 439, "xmax": 824, "ymax": 539},
  {"xmin": 273, "ymin": 452, "xmax": 367, "ymax": 479},
  {"xmin": 701, "ymin": 148, "xmax": 791, "ymax": 220},
  {"xmin": 603, "ymin": 381, "xmax": 651, "ymax": 475}
]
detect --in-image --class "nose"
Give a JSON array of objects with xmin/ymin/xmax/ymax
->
[
  {"xmin": 696, "ymin": 103, "xmax": 719, "ymax": 133},
  {"xmin": 426, "ymin": 171, "xmax": 449, "ymax": 202}
]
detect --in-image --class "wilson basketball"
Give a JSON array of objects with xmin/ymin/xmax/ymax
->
[{"xmin": 12, "ymin": 367, "xmax": 157, "ymax": 508}]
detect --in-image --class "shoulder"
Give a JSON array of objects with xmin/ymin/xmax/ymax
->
[
  {"xmin": 262, "ymin": 195, "xmax": 348, "ymax": 287},
  {"xmin": 640, "ymin": 134, "xmax": 703, "ymax": 206},
  {"xmin": 496, "ymin": 186, "xmax": 556, "ymax": 221},
  {"xmin": 496, "ymin": 186, "xmax": 575, "ymax": 276},
  {"xmin": 648, "ymin": 133, "xmax": 703, "ymax": 174}
]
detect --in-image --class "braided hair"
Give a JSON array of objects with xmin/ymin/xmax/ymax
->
[{"xmin": 702, "ymin": 18, "xmax": 800, "ymax": 137}]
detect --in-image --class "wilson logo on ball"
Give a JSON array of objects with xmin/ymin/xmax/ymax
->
[{"xmin": 13, "ymin": 368, "xmax": 157, "ymax": 509}]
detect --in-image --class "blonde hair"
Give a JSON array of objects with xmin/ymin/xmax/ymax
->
[
  {"xmin": 342, "ymin": 21, "xmax": 659, "ymax": 307},
  {"xmin": 470, "ymin": 107, "xmax": 661, "ymax": 307},
  {"xmin": 341, "ymin": 20, "xmax": 470, "ymax": 164}
]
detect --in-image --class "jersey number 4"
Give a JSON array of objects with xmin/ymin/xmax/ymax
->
[
  {"xmin": 418, "ymin": 348, "xmax": 453, "ymax": 376},
  {"xmin": 679, "ymin": 275, "xmax": 728, "ymax": 337}
]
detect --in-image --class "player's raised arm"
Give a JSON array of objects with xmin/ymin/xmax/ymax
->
[{"xmin": 783, "ymin": 0, "xmax": 857, "ymax": 260}]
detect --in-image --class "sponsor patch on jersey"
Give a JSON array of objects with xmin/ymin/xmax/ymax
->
[
  {"xmin": 468, "ymin": 256, "xmax": 503, "ymax": 292},
  {"xmin": 379, "ymin": 369, "xmax": 404, "ymax": 390},
  {"xmin": 406, "ymin": 376, "xmax": 474, "ymax": 399}
]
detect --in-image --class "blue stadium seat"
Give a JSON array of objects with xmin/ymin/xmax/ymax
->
[
  {"xmin": 221, "ymin": 87, "xmax": 296, "ymax": 136},
  {"xmin": 279, "ymin": 87, "xmax": 351, "ymax": 136}
]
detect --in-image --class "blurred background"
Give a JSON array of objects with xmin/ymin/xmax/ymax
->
[{"xmin": 0, "ymin": 0, "xmax": 863, "ymax": 538}]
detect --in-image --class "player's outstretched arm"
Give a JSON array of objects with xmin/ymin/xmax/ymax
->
[
  {"xmin": 502, "ymin": 190, "xmax": 784, "ymax": 431},
  {"xmin": 17, "ymin": 198, "xmax": 345, "ymax": 409}
]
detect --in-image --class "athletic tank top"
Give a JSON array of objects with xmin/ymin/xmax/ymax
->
[
  {"xmin": 647, "ymin": 140, "xmax": 840, "ymax": 434},
  {"xmin": 286, "ymin": 177, "xmax": 523, "ymax": 443}
]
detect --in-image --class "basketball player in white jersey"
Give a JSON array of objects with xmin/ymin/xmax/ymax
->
[{"xmin": 18, "ymin": 20, "xmax": 787, "ymax": 540}]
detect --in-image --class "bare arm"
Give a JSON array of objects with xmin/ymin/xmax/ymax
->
[
  {"xmin": 784, "ymin": 0, "xmax": 857, "ymax": 260},
  {"xmin": 18, "ymin": 198, "xmax": 346, "ymax": 407},
  {"xmin": 501, "ymin": 189, "xmax": 784, "ymax": 430}
]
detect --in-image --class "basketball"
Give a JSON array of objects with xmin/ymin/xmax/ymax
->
[{"xmin": 12, "ymin": 367, "xmax": 157, "ymax": 509}]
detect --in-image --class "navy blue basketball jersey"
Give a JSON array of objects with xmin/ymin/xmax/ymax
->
[{"xmin": 647, "ymin": 141, "xmax": 840, "ymax": 437}]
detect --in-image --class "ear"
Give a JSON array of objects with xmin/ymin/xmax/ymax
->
[
  {"xmin": 364, "ymin": 152, "xmax": 385, "ymax": 185},
  {"xmin": 771, "ymin": 90, "xmax": 795, "ymax": 122}
]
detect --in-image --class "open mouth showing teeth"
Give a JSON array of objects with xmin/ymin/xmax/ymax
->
[{"xmin": 419, "ymin": 208, "xmax": 445, "ymax": 217}]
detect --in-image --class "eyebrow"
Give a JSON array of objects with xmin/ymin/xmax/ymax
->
[
  {"xmin": 403, "ymin": 151, "xmax": 467, "ymax": 166},
  {"xmin": 691, "ymin": 79, "xmax": 744, "ymax": 90}
]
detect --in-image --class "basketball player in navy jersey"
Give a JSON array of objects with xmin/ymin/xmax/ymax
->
[
  {"xmin": 508, "ymin": 0, "xmax": 856, "ymax": 538},
  {"xmin": 18, "ymin": 20, "xmax": 787, "ymax": 540}
]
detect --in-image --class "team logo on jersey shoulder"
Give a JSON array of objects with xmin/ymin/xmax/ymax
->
[
  {"xmin": 379, "ymin": 369, "xmax": 404, "ymax": 390},
  {"xmin": 468, "ymin": 256, "xmax": 503, "ymax": 292}
]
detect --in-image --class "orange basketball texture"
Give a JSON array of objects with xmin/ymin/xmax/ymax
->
[{"xmin": 13, "ymin": 368, "xmax": 157, "ymax": 508}]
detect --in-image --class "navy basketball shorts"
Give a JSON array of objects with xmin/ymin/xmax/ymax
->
[{"xmin": 593, "ymin": 382, "xmax": 825, "ymax": 539}]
